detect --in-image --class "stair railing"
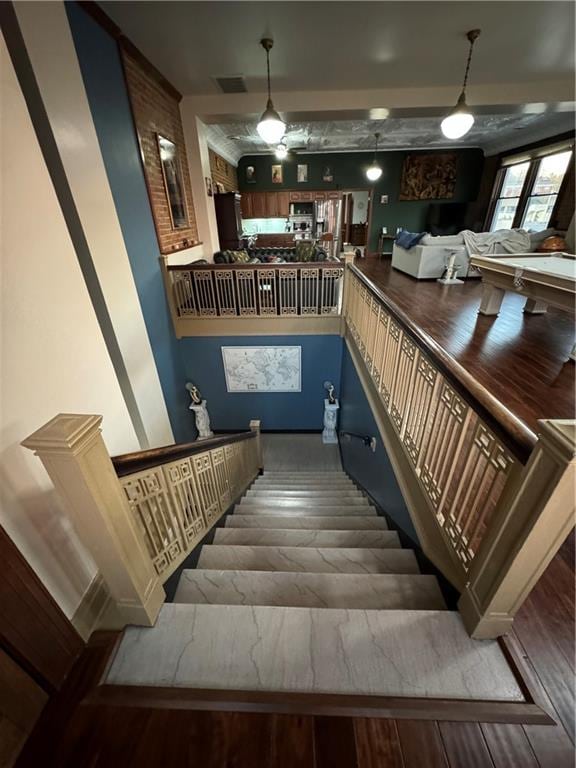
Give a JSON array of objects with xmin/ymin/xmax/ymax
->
[
  {"xmin": 22, "ymin": 416, "xmax": 262, "ymax": 629},
  {"xmin": 343, "ymin": 260, "xmax": 575, "ymax": 638}
]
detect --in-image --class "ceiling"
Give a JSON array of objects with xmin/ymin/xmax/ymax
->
[
  {"xmin": 205, "ymin": 111, "xmax": 576, "ymax": 162},
  {"xmin": 100, "ymin": 1, "xmax": 575, "ymax": 161},
  {"xmin": 101, "ymin": 2, "xmax": 574, "ymax": 96}
]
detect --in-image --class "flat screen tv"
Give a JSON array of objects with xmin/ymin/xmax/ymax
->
[{"xmin": 426, "ymin": 203, "xmax": 468, "ymax": 235}]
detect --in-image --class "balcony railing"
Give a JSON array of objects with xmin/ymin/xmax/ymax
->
[
  {"xmin": 161, "ymin": 258, "xmax": 345, "ymax": 336},
  {"xmin": 343, "ymin": 263, "xmax": 575, "ymax": 638}
]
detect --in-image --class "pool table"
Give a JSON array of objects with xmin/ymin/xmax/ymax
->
[{"xmin": 469, "ymin": 252, "xmax": 576, "ymax": 317}]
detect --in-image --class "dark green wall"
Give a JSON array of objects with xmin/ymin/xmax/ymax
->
[{"xmin": 238, "ymin": 149, "xmax": 485, "ymax": 251}]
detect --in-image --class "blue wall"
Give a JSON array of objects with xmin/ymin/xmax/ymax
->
[
  {"xmin": 179, "ymin": 335, "xmax": 343, "ymax": 431},
  {"xmin": 66, "ymin": 3, "xmax": 195, "ymax": 442},
  {"xmin": 339, "ymin": 344, "xmax": 418, "ymax": 542}
]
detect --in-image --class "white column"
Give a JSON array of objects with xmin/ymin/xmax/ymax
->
[{"xmin": 22, "ymin": 414, "xmax": 165, "ymax": 627}]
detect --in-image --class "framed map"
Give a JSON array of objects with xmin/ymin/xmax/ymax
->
[{"xmin": 222, "ymin": 346, "xmax": 301, "ymax": 392}]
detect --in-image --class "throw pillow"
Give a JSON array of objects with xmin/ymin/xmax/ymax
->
[
  {"xmin": 295, "ymin": 241, "xmax": 316, "ymax": 262},
  {"xmin": 229, "ymin": 249, "xmax": 251, "ymax": 264},
  {"xmin": 395, "ymin": 229, "xmax": 427, "ymax": 250}
]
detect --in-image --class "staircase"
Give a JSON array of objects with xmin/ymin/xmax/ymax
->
[{"xmin": 105, "ymin": 467, "xmax": 525, "ymax": 706}]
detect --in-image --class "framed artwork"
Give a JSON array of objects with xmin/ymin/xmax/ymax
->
[
  {"xmin": 245, "ymin": 165, "xmax": 256, "ymax": 184},
  {"xmin": 271, "ymin": 164, "xmax": 283, "ymax": 184},
  {"xmin": 323, "ymin": 166, "xmax": 333, "ymax": 182},
  {"xmin": 297, "ymin": 164, "xmax": 308, "ymax": 183},
  {"xmin": 156, "ymin": 134, "xmax": 189, "ymax": 228},
  {"xmin": 222, "ymin": 346, "xmax": 301, "ymax": 392},
  {"xmin": 399, "ymin": 153, "xmax": 457, "ymax": 200},
  {"xmin": 205, "ymin": 177, "xmax": 213, "ymax": 197}
]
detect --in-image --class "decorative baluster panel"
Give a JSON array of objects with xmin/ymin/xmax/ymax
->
[
  {"xmin": 236, "ymin": 270, "xmax": 257, "ymax": 315},
  {"xmin": 365, "ymin": 297, "xmax": 380, "ymax": 374},
  {"xmin": 300, "ymin": 268, "xmax": 319, "ymax": 315},
  {"xmin": 120, "ymin": 468, "xmax": 183, "ymax": 576},
  {"xmin": 279, "ymin": 269, "xmax": 298, "ymax": 315},
  {"xmin": 210, "ymin": 446, "xmax": 231, "ymax": 511},
  {"xmin": 379, "ymin": 317, "xmax": 402, "ymax": 407},
  {"xmin": 403, "ymin": 355, "xmax": 440, "ymax": 468},
  {"xmin": 162, "ymin": 458, "xmax": 207, "ymax": 547},
  {"xmin": 320, "ymin": 268, "xmax": 344, "ymax": 314},
  {"xmin": 214, "ymin": 271, "xmax": 237, "ymax": 316},
  {"xmin": 257, "ymin": 270, "xmax": 278, "ymax": 315},
  {"xmin": 172, "ymin": 272, "xmax": 196, "ymax": 317},
  {"xmin": 389, "ymin": 335, "xmax": 419, "ymax": 434},
  {"xmin": 193, "ymin": 271, "xmax": 218, "ymax": 316},
  {"xmin": 193, "ymin": 451, "xmax": 221, "ymax": 525}
]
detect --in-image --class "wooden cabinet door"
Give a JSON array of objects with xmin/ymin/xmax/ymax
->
[
  {"xmin": 314, "ymin": 192, "xmax": 326, "ymax": 201},
  {"xmin": 327, "ymin": 190, "xmax": 342, "ymax": 199},
  {"xmin": 240, "ymin": 192, "xmax": 253, "ymax": 218},
  {"xmin": 265, "ymin": 192, "xmax": 278, "ymax": 218},
  {"xmin": 300, "ymin": 191, "xmax": 314, "ymax": 202},
  {"xmin": 251, "ymin": 192, "xmax": 267, "ymax": 218},
  {"xmin": 276, "ymin": 192, "xmax": 290, "ymax": 216},
  {"xmin": 289, "ymin": 191, "xmax": 301, "ymax": 202}
]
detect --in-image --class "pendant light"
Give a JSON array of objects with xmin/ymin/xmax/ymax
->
[
  {"xmin": 366, "ymin": 132, "xmax": 383, "ymax": 181},
  {"xmin": 441, "ymin": 29, "xmax": 481, "ymax": 140},
  {"xmin": 275, "ymin": 141, "xmax": 288, "ymax": 159},
  {"xmin": 256, "ymin": 38, "xmax": 286, "ymax": 145}
]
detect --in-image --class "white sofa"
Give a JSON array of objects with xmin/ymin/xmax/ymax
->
[{"xmin": 391, "ymin": 229, "xmax": 557, "ymax": 280}]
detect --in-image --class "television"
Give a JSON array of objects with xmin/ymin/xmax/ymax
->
[{"xmin": 426, "ymin": 203, "xmax": 468, "ymax": 236}]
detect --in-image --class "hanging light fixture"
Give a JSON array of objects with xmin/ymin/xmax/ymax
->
[
  {"xmin": 366, "ymin": 132, "xmax": 383, "ymax": 181},
  {"xmin": 275, "ymin": 141, "xmax": 288, "ymax": 159},
  {"xmin": 441, "ymin": 29, "xmax": 481, "ymax": 140},
  {"xmin": 256, "ymin": 38, "xmax": 286, "ymax": 145}
]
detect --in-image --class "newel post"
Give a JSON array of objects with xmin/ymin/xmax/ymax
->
[
  {"xmin": 250, "ymin": 419, "xmax": 263, "ymax": 471},
  {"xmin": 459, "ymin": 419, "xmax": 576, "ymax": 639},
  {"xmin": 340, "ymin": 251, "xmax": 356, "ymax": 336},
  {"xmin": 22, "ymin": 414, "xmax": 165, "ymax": 628}
]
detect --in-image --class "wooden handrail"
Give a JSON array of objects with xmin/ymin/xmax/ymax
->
[
  {"xmin": 112, "ymin": 431, "xmax": 256, "ymax": 477},
  {"xmin": 167, "ymin": 260, "xmax": 342, "ymax": 272},
  {"xmin": 349, "ymin": 264, "xmax": 537, "ymax": 463}
]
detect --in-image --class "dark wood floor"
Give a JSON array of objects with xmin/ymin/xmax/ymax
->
[
  {"xmin": 356, "ymin": 257, "xmax": 575, "ymax": 435},
  {"xmin": 15, "ymin": 532, "xmax": 575, "ymax": 768}
]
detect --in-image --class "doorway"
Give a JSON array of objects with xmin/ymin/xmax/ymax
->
[{"xmin": 340, "ymin": 189, "xmax": 373, "ymax": 254}]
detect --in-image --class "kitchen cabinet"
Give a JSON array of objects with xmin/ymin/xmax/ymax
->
[
  {"xmin": 289, "ymin": 191, "xmax": 314, "ymax": 202},
  {"xmin": 314, "ymin": 192, "xmax": 326, "ymax": 201},
  {"xmin": 251, "ymin": 192, "xmax": 267, "ymax": 218},
  {"xmin": 265, "ymin": 192, "xmax": 278, "ymax": 218},
  {"xmin": 214, "ymin": 192, "xmax": 243, "ymax": 250},
  {"xmin": 240, "ymin": 192, "xmax": 253, "ymax": 218},
  {"xmin": 276, "ymin": 191, "xmax": 290, "ymax": 216},
  {"xmin": 327, "ymin": 191, "xmax": 342, "ymax": 199}
]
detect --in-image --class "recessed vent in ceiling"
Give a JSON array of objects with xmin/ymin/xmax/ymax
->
[{"xmin": 213, "ymin": 76, "xmax": 247, "ymax": 94}]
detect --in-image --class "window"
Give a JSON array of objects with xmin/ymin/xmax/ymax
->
[{"xmin": 488, "ymin": 148, "xmax": 573, "ymax": 233}]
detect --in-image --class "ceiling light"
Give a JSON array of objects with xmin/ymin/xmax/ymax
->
[
  {"xmin": 366, "ymin": 132, "xmax": 383, "ymax": 181},
  {"xmin": 275, "ymin": 141, "xmax": 288, "ymax": 159},
  {"xmin": 256, "ymin": 38, "xmax": 286, "ymax": 145},
  {"xmin": 441, "ymin": 29, "xmax": 481, "ymax": 140}
]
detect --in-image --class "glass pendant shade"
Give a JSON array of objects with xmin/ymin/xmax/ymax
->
[
  {"xmin": 366, "ymin": 163, "xmax": 383, "ymax": 181},
  {"xmin": 257, "ymin": 100, "xmax": 286, "ymax": 144},
  {"xmin": 275, "ymin": 141, "xmax": 288, "ymax": 159},
  {"xmin": 441, "ymin": 93, "xmax": 474, "ymax": 139}
]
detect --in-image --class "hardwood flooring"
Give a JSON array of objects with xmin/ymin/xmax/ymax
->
[
  {"xmin": 355, "ymin": 257, "xmax": 575, "ymax": 434},
  {"xmin": 15, "ymin": 532, "xmax": 574, "ymax": 768}
]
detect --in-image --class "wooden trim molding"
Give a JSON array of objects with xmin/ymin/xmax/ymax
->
[
  {"xmin": 71, "ymin": 574, "xmax": 112, "ymax": 642},
  {"xmin": 111, "ymin": 431, "xmax": 257, "ymax": 477},
  {"xmin": 349, "ymin": 264, "xmax": 536, "ymax": 462}
]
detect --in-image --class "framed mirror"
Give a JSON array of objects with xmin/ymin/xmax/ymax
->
[{"xmin": 156, "ymin": 134, "xmax": 189, "ymax": 229}]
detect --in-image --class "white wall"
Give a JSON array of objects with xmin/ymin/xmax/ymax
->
[
  {"xmin": 14, "ymin": 1, "xmax": 174, "ymax": 449},
  {"xmin": 351, "ymin": 191, "xmax": 370, "ymax": 224},
  {"xmin": 0, "ymin": 37, "xmax": 141, "ymax": 618}
]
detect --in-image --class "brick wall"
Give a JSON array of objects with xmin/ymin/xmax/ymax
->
[
  {"xmin": 209, "ymin": 149, "xmax": 238, "ymax": 193},
  {"xmin": 122, "ymin": 49, "xmax": 199, "ymax": 253}
]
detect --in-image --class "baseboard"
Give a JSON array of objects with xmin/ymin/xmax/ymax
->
[{"xmin": 71, "ymin": 573, "xmax": 112, "ymax": 641}]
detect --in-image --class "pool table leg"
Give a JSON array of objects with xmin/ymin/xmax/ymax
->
[
  {"xmin": 478, "ymin": 283, "xmax": 504, "ymax": 316},
  {"xmin": 523, "ymin": 298, "xmax": 548, "ymax": 314}
]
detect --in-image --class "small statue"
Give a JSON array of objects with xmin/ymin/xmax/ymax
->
[
  {"xmin": 326, "ymin": 383, "xmax": 336, "ymax": 404},
  {"xmin": 322, "ymin": 382, "xmax": 339, "ymax": 444},
  {"xmin": 186, "ymin": 382, "xmax": 203, "ymax": 405}
]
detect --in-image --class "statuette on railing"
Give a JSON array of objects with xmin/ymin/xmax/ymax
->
[
  {"xmin": 322, "ymin": 381, "xmax": 339, "ymax": 444},
  {"xmin": 186, "ymin": 382, "xmax": 213, "ymax": 439}
]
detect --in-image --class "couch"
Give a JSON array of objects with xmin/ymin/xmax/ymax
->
[
  {"xmin": 391, "ymin": 229, "xmax": 558, "ymax": 279},
  {"xmin": 214, "ymin": 245, "xmax": 337, "ymax": 264}
]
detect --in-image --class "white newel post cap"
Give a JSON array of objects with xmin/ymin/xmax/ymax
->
[{"xmin": 21, "ymin": 413, "xmax": 103, "ymax": 455}]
